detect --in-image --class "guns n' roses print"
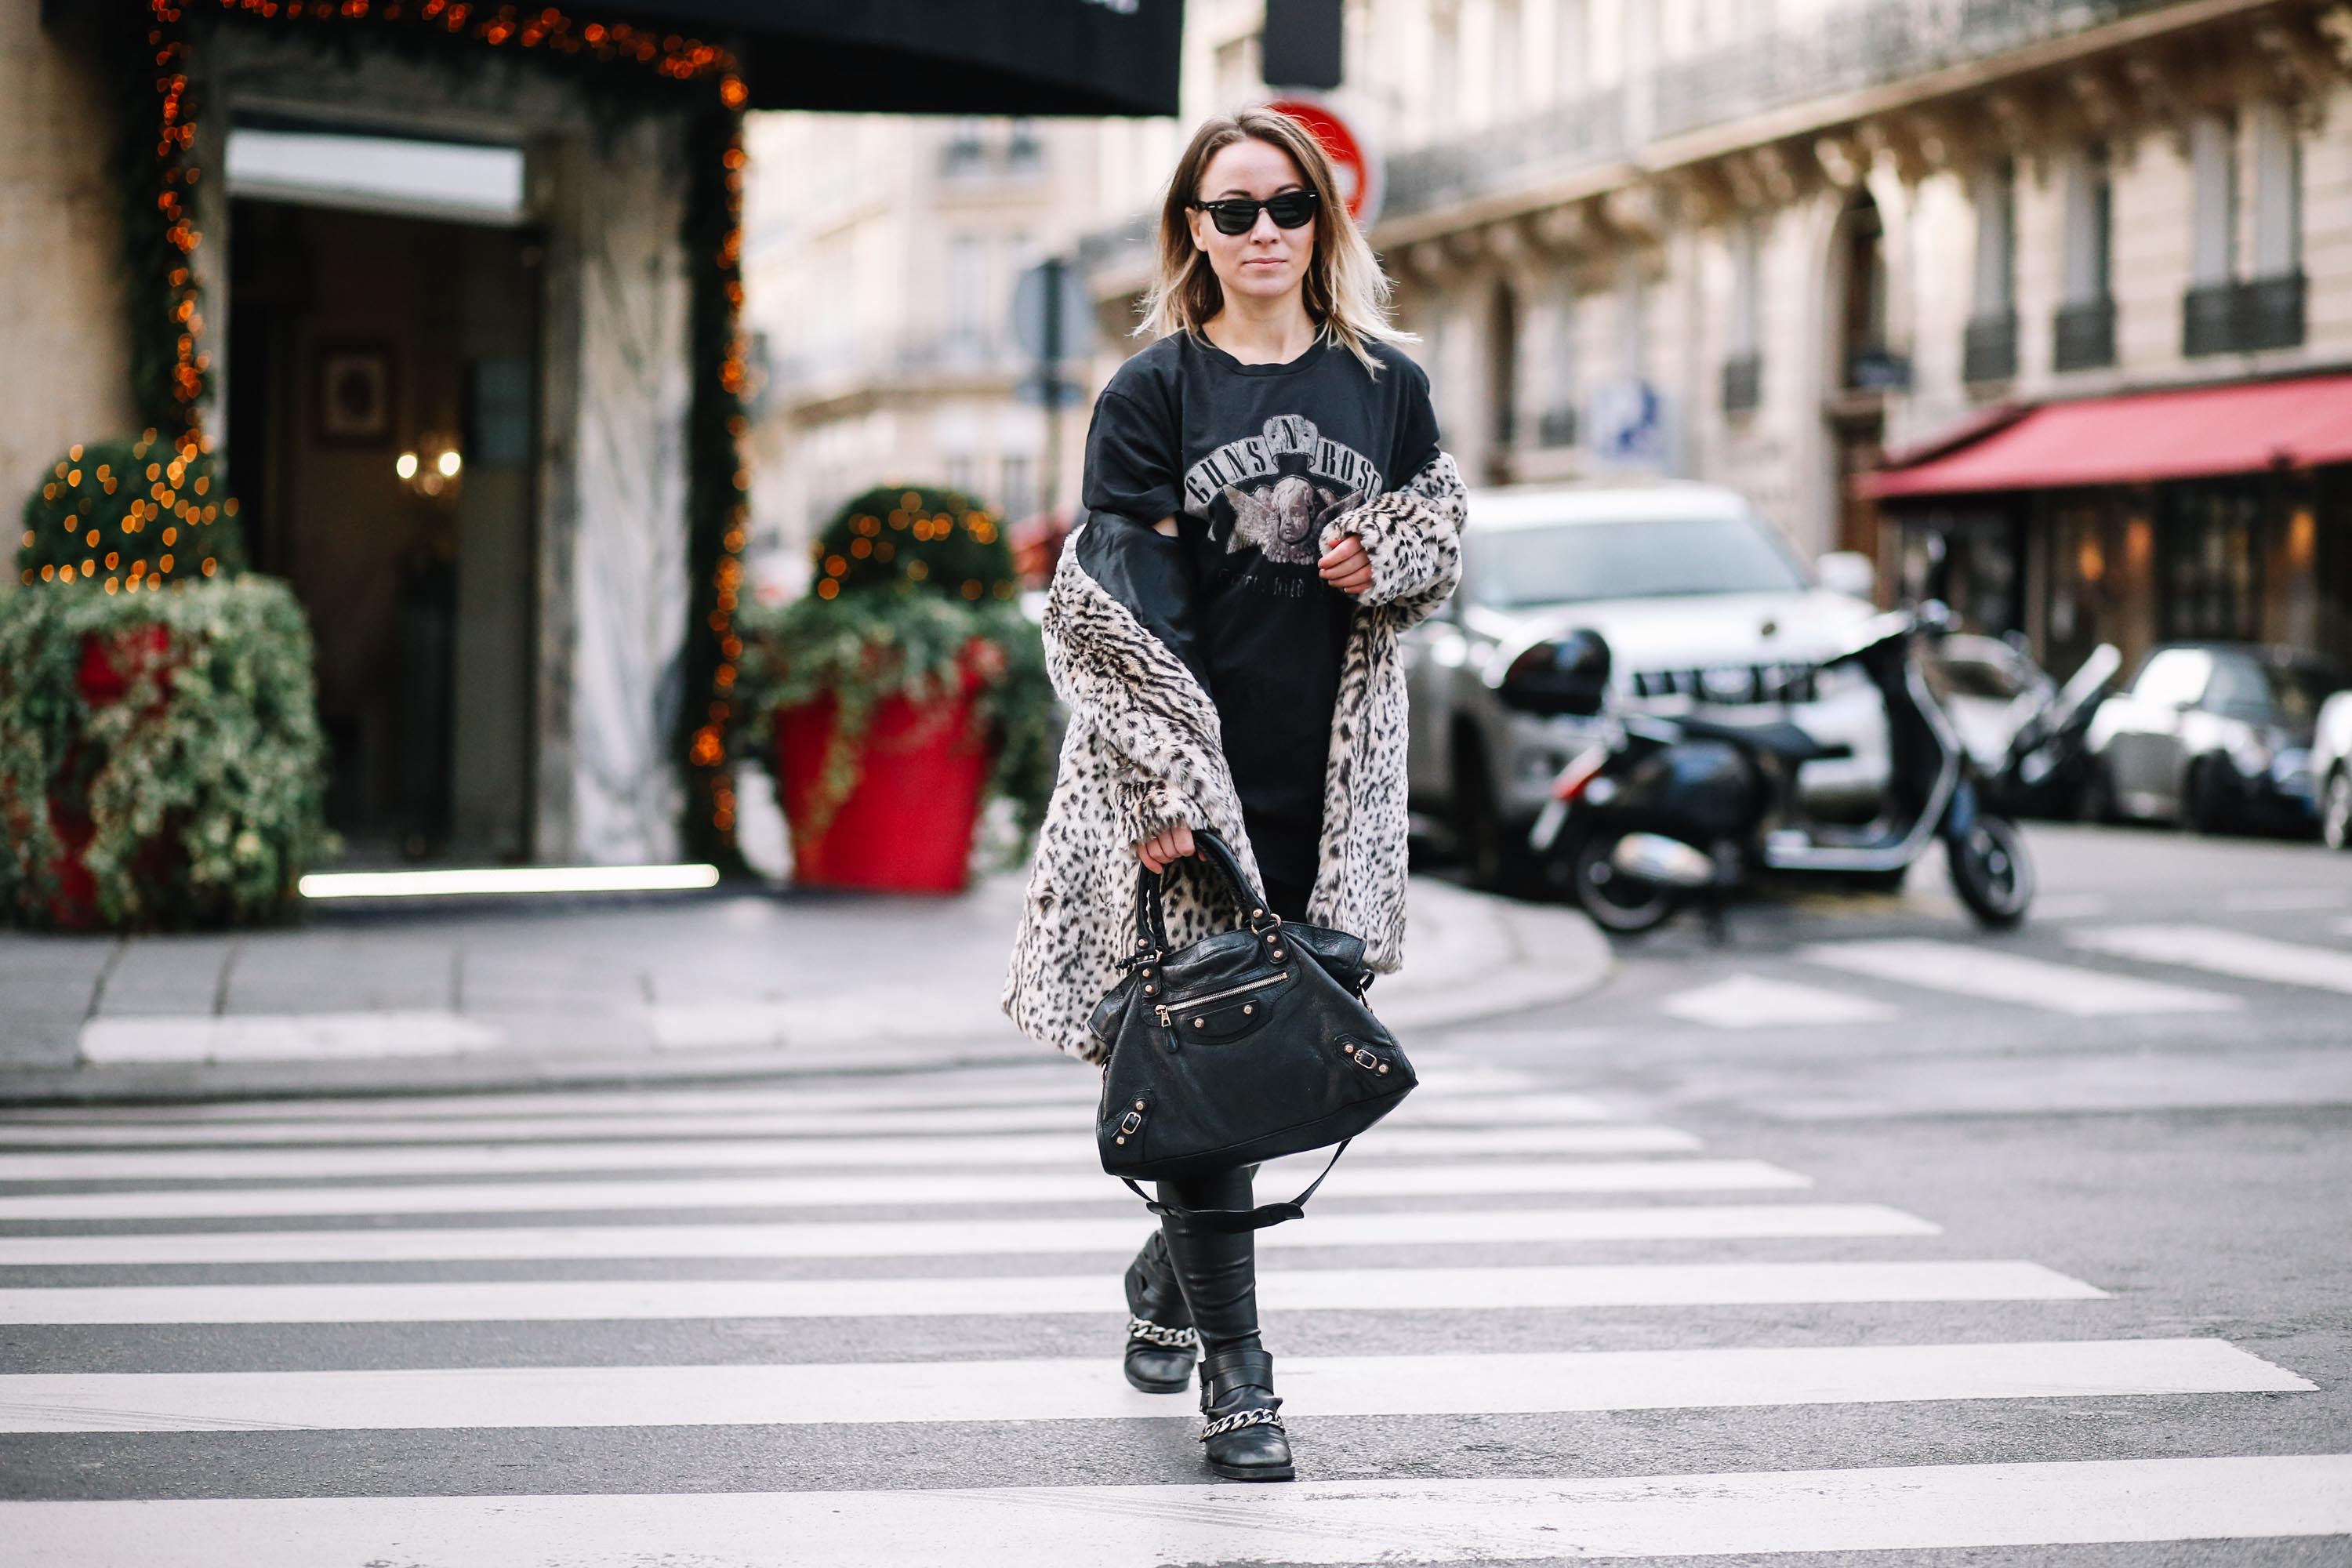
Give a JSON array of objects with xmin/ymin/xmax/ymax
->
[{"xmin": 1075, "ymin": 332, "xmax": 1442, "ymax": 904}]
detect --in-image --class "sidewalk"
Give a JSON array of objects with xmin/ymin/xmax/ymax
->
[{"xmin": 0, "ymin": 872, "xmax": 1611, "ymax": 1104}]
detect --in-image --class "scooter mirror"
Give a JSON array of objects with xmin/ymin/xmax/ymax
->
[{"xmin": 1498, "ymin": 629, "xmax": 1613, "ymax": 717}]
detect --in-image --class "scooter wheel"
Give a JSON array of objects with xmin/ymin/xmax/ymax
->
[
  {"xmin": 1570, "ymin": 833, "xmax": 1680, "ymax": 935},
  {"xmin": 1947, "ymin": 815, "xmax": 2033, "ymax": 928}
]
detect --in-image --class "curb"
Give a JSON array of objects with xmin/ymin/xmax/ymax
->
[{"xmin": 0, "ymin": 884, "xmax": 1613, "ymax": 1108}]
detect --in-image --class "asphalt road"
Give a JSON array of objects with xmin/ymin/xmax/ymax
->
[{"xmin": 0, "ymin": 822, "xmax": 2346, "ymax": 1565}]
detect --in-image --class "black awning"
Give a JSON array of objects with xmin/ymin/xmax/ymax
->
[{"xmin": 607, "ymin": 1, "xmax": 1184, "ymax": 116}]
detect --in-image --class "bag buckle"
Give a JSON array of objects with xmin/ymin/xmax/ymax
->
[
  {"xmin": 1246, "ymin": 909, "xmax": 1283, "ymax": 936},
  {"xmin": 1119, "ymin": 1109, "xmax": 1143, "ymax": 1135}
]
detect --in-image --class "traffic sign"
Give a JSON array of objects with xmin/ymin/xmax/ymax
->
[
  {"xmin": 1012, "ymin": 257, "xmax": 1094, "ymax": 365},
  {"xmin": 1265, "ymin": 93, "xmax": 1382, "ymax": 230}
]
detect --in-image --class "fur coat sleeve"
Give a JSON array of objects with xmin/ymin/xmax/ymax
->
[{"xmin": 1003, "ymin": 451, "xmax": 1468, "ymax": 1062}]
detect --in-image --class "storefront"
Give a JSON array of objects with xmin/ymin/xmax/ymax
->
[
  {"xmin": 20, "ymin": 0, "xmax": 1180, "ymax": 868},
  {"xmin": 1867, "ymin": 374, "xmax": 2352, "ymax": 684}
]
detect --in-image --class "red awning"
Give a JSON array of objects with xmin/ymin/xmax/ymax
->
[{"xmin": 1865, "ymin": 373, "xmax": 2352, "ymax": 499}]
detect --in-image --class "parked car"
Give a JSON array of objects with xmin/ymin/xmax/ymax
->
[
  {"xmin": 2314, "ymin": 690, "xmax": 2352, "ymax": 851},
  {"xmin": 1403, "ymin": 480, "xmax": 1886, "ymax": 889},
  {"xmin": 2082, "ymin": 641, "xmax": 2347, "ymax": 835}
]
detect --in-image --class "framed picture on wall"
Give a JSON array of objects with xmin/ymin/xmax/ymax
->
[{"xmin": 315, "ymin": 343, "xmax": 393, "ymax": 445}]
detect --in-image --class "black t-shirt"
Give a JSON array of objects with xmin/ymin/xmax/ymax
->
[{"xmin": 1076, "ymin": 329, "xmax": 1442, "ymax": 895}]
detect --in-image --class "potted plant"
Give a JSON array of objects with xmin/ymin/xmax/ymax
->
[
  {"xmin": 1, "ymin": 431, "xmax": 332, "ymax": 931},
  {"xmin": 736, "ymin": 485, "xmax": 1054, "ymax": 892}
]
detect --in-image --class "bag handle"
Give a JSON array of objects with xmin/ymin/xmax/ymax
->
[
  {"xmin": 1119, "ymin": 1140, "xmax": 1350, "ymax": 1232},
  {"xmin": 1128, "ymin": 829, "xmax": 1276, "ymax": 960}
]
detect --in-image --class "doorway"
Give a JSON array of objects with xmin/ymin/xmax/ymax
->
[{"xmin": 227, "ymin": 200, "xmax": 539, "ymax": 864}]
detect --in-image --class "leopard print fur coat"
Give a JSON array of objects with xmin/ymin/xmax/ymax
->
[{"xmin": 1001, "ymin": 451, "xmax": 1468, "ymax": 1062}]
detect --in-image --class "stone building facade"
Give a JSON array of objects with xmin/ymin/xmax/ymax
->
[
  {"xmin": 740, "ymin": 113, "xmax": 1112, "ymax": 596},
  {"xmin": 1075, "ymin": 0, "xmax": 2352, "ymax": 674}
]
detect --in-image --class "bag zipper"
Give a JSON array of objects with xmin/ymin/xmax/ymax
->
[{"xmin": 1154, "ymin": 969, "xmax": 1287, "ymax": 1031}]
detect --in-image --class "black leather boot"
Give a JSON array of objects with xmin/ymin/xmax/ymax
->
[
  {"xmin": 1122, "ymin": 1229, "xmax": 1197, "ymax": 1393},
  {"xmin": 1158, "ymin": 1165, "xmax": 1294, "ymax": 1482},
  {"xmin": 1197, "ymin": 1345, "xmax": 1292, "ymax": 1481}
]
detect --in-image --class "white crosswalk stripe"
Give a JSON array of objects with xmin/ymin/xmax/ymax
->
[
  {"xmin": 1797, "ymin": 938, "xmax": 2243, "ymax": 1015},
  {"xmin": 0, "ymin": 1339, "xmax": 2302, "ymax": 1432},
  {"xmin": 1, "ymin": 1054, "xmax": 2334, "ymax": 1563},
  {"xmin": 0, "ymin": 1203, "xmax": 1938, "ymax": 1266},
  {"xmin": 0, "ymin": 1122, "xmax": 1698, "ymax": 1181},
  {"xmin": 2071, "ymin": 923, "xmax": 2352, "ymax": 996},
  {"xmin": 8, "ymin": 1457, "xmax": 2348, "ymax": 1566}
]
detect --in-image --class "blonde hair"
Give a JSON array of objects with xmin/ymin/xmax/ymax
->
[{"xmin": 1133, "ymin": 107, "xmax": 1417, "ymax": 376}]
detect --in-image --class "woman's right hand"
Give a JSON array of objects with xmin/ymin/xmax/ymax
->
[{"xmin": 1134, "ymin": 822, "xmax": 1196, "ymax": 873}]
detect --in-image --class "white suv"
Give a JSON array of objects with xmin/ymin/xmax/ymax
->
[{"xmin": 1404, "ymin": 481, "xmax": 1889, "ymax": 887}]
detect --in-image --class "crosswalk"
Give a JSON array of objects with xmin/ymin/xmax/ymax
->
[
  {"xmin": 1657, "ymin": 923, "xmax": 2352, "ymax": 1030},
  {"xmin": 1, "ymin": 1051, "xmax": 2342, "ymax": 1563}
]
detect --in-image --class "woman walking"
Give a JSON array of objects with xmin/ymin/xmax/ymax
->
[{"xmin": 1002, "ymin": 107, "xmax": 1466, "ymax": 1482}]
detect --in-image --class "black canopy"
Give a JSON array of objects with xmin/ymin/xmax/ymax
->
[{"xmin": 605, "ymin": 1, "xmax": 1184, "ymax": 116}]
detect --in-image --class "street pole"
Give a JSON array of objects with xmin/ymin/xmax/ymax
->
[{"xmin": 1040, "ymin": 255, "xmax": 1065, "ymax": 524}]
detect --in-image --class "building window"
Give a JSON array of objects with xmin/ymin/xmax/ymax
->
[
  {"xmin": 945, "ymin": 453, "xmax": 978, "ymax": 495},
  {"xmin": 1000, "ymin": 454, "xmax": 1036, "ymax": 521},
  {"xmin": 1722, "ymin": 216, "xmax": 1762, "ymax": 413},
  {"xmin": 2185, "ymin": 107, "xmax": 2304, "ymax": 354},
  {"xmin": 1491, "ymin": 0, "xmax": 1522, "ymax": 124},
  {"xmin": 1554, "ymin": 0, "xmax": 1587, "ymax": 97},
  {"xmin": 1007, "ymin": 118, "xmax": 1043, "ymax": 169},
  {"xmin": 946, "ymin": 234, "xmax": 987, "ymax": 346},
  {"xmin": 1965, "ymin": 157, "xmax": 2018, "ymax": 383},
  {"xmin": 2054, "ymin": 143, "xmax": 2115, "ymax": 371},
  {"xmin": 1838, "ymin": 189, "xmax": 1900, "ymax": 390},
  {"xmin": 1432, "ymin": 11, "xmax": 1460, "ymax": 136}
]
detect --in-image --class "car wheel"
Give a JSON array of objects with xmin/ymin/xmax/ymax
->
[
  {"xmin": 1570, "ymin": 832, "xmax": 1679, "ymax": 935},
  {"xmin": 1946, "ymin": 815, "xmax": 2034, "ymax": 928},
  {"xmin": 1455, "ymin": 743, "xmax": 1536, "ymax": 897},
  {"xmin": 2183, "ymin": 758, "xmax": 2232, "ymax": 836},
  {"xmin": 2324, "ymin": 769, "xmax": 2352, "ymax": 853}
]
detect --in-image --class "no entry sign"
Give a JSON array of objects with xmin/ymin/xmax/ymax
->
[{"xmin": 1267, "ymin": 95, "xmax": 1383, "ymax": 230}]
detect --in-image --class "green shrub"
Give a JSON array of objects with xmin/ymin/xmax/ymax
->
[
  {"xmin": 17, "ymin": 431, "xmax": 245, "ymax": 590},
  {"xmin": 0, "ymin": 577, "xmax": 334, "ymax": 930},
  {"xmin": 810, "ymin": 484, "xmax": 1022, "ymax": 604}
]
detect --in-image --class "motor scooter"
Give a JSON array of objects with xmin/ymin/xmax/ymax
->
[
  {"xmin": 1514, "ymin": 604, "xmax": 2034, "ymax": 935},
  {"xmin": 1981, "ymin": 644, "xmax": 2122, "ymax": 818}
]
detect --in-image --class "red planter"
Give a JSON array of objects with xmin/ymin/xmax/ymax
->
[
  {"xmin": 773, "ymin": 648, "xmax": 995, "ymax": 893},
  {"xmin": 46, "ymin": 624, "xmax": 176, "ymax": 929}
]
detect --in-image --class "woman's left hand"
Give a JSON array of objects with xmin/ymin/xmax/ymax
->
[{"xmin": 1318, "ymin": 534, "xmax": 1372, "ymax": 595}]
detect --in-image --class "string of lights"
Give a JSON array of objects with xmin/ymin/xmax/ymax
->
[{"xmin": 135, "ymin": 0, "xmax": 753, "ymax": 862}]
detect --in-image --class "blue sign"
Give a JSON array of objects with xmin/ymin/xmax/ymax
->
[{"xmin": 1586, "ymin": 377, "xmax": 1665, "ymax": 467}]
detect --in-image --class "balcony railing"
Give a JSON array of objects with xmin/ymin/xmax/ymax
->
[
  {"xmin": 1075, "ymin": 0, "xmax": 2204, "ymax": 279},
  {"xmin": 767, "ymin": 332, "xmax": 1027, "ymax": 397},
  {"xmin": 1962, "ymin": 310, "xmax": 2019, "ymax": 383},
  {"xmin": 2052, "ymin": 297, "xmax": 2117, "ymax": 371},
  {"xmin": 1721, "ymin": 353, "xmax": 1762, "ymax": 414},
  {"xmin": 2184, "ymin": 273, "xmax": 2307, "ymax": 356}
]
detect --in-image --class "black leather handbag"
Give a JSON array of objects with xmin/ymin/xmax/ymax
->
[{"xmin": 1089, "ymin": 831, "xmax": 1416, "ymax": 1231}]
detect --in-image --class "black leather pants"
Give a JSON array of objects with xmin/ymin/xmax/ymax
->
[{"xmin": 1152, "ymin": 1164, "xmax": 1262, "ymax": 1357}]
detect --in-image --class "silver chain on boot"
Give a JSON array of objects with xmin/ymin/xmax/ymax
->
[
  {"xmin": 1127, "ymin": 1317, "xmax": 1200, "ymax": 1350},
  {"xmin": 1198, "ymin": 1406, "xmax": 1285, "ymax": 1443}
]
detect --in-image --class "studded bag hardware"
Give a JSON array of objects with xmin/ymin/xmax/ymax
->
[{"xmin": 1092, "ymin": 831, "xmax": 1417, "ymax": 1232}]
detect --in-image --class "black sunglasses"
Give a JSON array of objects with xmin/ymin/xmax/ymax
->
[{"xmin": 1189, "ymin": 188, "xmax": 1318, "ymax": 236}]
